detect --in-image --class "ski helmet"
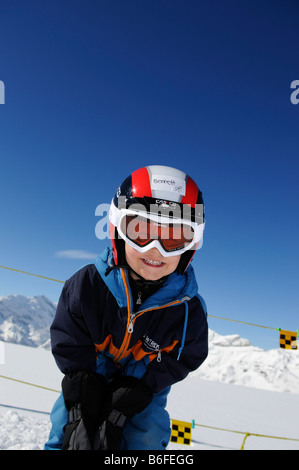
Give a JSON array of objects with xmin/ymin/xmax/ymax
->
[{"xmin": 109, "ymin": 165, "xmax": 205, "ymax": 273}]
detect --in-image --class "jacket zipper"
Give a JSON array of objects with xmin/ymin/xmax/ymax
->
[
  {"xmin": 113, "ymin": 268, "xmax": 189, "ymax": 363},
  {"xmin": 113, "ymin": 269, "xmax": 134, "ymax": 362}
]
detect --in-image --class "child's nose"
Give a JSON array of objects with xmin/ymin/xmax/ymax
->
[{"xmin": 146, "ymin": 248, "xmax": 164, "ymax": 259}]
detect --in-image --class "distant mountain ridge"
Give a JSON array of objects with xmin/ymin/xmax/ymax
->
[
  {"xmin": 0, "ymin": 295, "xmax": 56, "ymax": 349},
  {"xmin": 195, "ymin": 330, "xmax": 299, "ymax": 394},
  {"xmin": 0, "ymin": 294, "xmax": 298, "ymax": 394}
]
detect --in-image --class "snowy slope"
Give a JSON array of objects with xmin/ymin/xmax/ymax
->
[
  {"xmin": 196, "ymin": 330, "xmax": 299, "ymax": 394},
  {"xmin": 0, "ymin": 294, "xmax": 299, "ymax": 450},
  {"xmin": 0, "ymin": 342, "xmax": 299, "ymax": 450},
  {"xmin": 1, "ymin": 294, "xmax": 298, "ymax": 394},
  {"xmin": 0, "ymin": 295, "xmax": 55, "ymax": 348}
]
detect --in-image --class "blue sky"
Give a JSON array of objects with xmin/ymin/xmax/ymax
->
[{"xmin": 0, "ymin": 0, "xmax": 298, "ymax": 350}]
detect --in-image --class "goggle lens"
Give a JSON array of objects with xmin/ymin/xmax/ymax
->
[{"xmin": 120, "ymin": 215, "xmax": 194, "ymax": 252}]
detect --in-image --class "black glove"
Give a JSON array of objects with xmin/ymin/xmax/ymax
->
[
  {"xmin": 61, "ymin": 371, "xmax": 107, "ymax": 450},
  {"xmin": 61, "ymin": 372, "xmax": 152, "ymax": 451},
  {"xmin": 94, "ymin": 376, "xmax": 153, "ymax": 450}
]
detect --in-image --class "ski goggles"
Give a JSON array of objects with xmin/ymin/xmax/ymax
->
[{"xmin": 110, "ymin": 202, "xmax": 205, "ymax": 257}]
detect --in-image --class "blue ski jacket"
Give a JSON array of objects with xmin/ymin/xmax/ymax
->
[{"xmin": 45, "ymin": 247, "xmax": 208, "ymax": 450}]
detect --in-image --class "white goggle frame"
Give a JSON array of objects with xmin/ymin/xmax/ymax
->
[{"xmin": 109, "ymin": 200, "xmax": 205, "ymax": 258}]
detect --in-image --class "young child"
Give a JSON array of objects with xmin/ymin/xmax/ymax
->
[{"xmin": 45, "ymin": 165, "xmax": 208, "ymax": 450}]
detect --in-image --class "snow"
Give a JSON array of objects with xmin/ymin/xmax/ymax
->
[
  {"xmin": 196, "ymin": 330, "xmax": 299, "ymax": 394},
  {"xmin": 0, "ymin": 342, "xmax": 62, "ymax": 450},
  {"xmin": 0, "ymin": 295, "xmax": 55, "ymax": 349},
  {"xmin": 0, "ymin": 294, "xmax": 299, "ymax": 450}
]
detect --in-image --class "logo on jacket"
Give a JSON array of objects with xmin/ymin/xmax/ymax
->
[{"xmin": 143, "ymin": 334, "xmax": 160, "ymax": 352}]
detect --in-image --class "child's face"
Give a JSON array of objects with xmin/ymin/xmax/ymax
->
[{"xmin": 125, "ymin": 244, "xmax": 181, "ymax": 281}]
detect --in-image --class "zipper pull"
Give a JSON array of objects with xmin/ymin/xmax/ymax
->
[
  {"xmin": 128, "ymin": 314, "xmax": 135, "ymax": 333},
  {"xmin": 136, "ymin": 291, "xmax": 142, "ymax": 305},
  {"xmin": 157, "ymin": 350, "xmax": 162, "ymax": 362}
]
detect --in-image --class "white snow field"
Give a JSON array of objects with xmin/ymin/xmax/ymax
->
[
  {"xmin": 0, "ymin": 295, "xmax": 299, "ymax": 450},
  {"xmin": 0, "ymin": 341, "xmax": 298, "ymax": 451}
]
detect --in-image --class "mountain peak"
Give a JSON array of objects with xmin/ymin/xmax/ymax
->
[
  {"xmin": 0, "ymin": 294, "xmax": 56, "ymax": 348},
  {"xmin": 0, "ymin": 294, "xmax": 298, "ymax": 394}
]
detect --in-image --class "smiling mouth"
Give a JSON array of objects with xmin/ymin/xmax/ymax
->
[{"xmin": 142, "ymin": 258, "xmax": 165, "ymax": 267}]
